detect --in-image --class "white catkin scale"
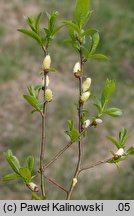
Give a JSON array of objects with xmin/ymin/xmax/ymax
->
[
  {"xmin": 84, "ymin": 119, "xmax": 91, "ymax": 128},
  {"xmin": 115, "ymin": 148, "xmax": 124, "ymax": 156},
  {"xmin": 82, "ymin": 78, "xmax": 92, "ymax": 92},
  {"xmin": 45, "ymin": 89, "xmax": 53, "ymax": 102},
  {"xmin": 81, "ymin": 91, "xmax": 90, "ymax": 103},
  {"xmin": 42, "ymin": 55, "xmax": 51, "ymax": 70},
  {"xmin": 27, "ymin": 182, "xmax": 39, "ymax": 192},
  {"xmin": 95, "ymin": 118, "xmax": 103, "ymax": 124}
]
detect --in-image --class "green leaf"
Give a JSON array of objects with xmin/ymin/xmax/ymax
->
[
  {"xmin": 4, "ymin": 150, "xmax": 20, "ymax": 174},
  {"xmin": 19, "ymin": 167, "xmax": 31, "ymax": 183},
  {"xmin": 127, "ymin": 147, "xmax": 134, "ymax": 155},
  {"xmin": 52, "ymin": 24, "xmax": 64, "ymax": 35},
  {"xmin": 18, "ymin": 29, "xmax": 42, "ymax": 45},
  {"xmin": 28, "ymin": 86, "xmax": 37, "ymax": 98},
  {"xmin": 101, "ymin": 79, "xmax": 116, "ymax": 108},
  {"xmin": 27, "ymin": 156, "xmax": 34, "ymax": 172},
  {"xmin": 107, "ymin": 136, "xmax": 119, "ymax": 148},
  {"xmin": 119, "ymin": 128, "xmax": 127, "ymax": 142},
  {"xmin": 118, "ymin": 128, "xmax": 129, "ymax": 147},
  {"xmin": 3, "ymin": 173, "xmax": 20, "ymax": 182},
  {"xmin": 63, "ymin": 21, "xmax": 80, "ymax": 34},
  {"xmin": 67, "ymin": 129, "xmax": 80, "ymax": 144},
  {"xmin": 49, "ymin": 11, "xmax": 59, "ymax": 32},
  {"xmin": 25, "ymin": 16, "xmax": 35, "ymax": 32},
  {"xmin": 104, "ymin": 108, "xmax": 122, "ymax": 117},
  {"xmin": 93, "ymin": 96, "xmax": 103, "ymax": 115},
  {"xmin": 74, "ymin": 0, "xmax": 90, "ymax": 28},
  {"xmin": 32, "ymin": 192, "xmax": 41, "ymax": 200},
  {"xmin": 82, "ymin": 46, "xmax": 90, "ymax": 58},
  {"xmin": 94, "ymin": 103, "xmax": 102, "ymax": 114},
  {"xmin": 23, "ymin": 95, "xmax": 40, "ymax": 111},
  {"xmin": 68, "ymin": 119, "xmax": 74, "ymax": 130},
  {"xmin": 90, "ymin": 32, "xmax": 100, "ymax": 54},
  {"xmin": 35, "ymin": 12, "xmax": 42, "ymax": 33},
  {"xmin": 81, "ymin": 28, "xmax": 98, "ymax": 37},
  {"xmin": 89, "ymin": 54, "xmax": 109, "ymax": 60}
]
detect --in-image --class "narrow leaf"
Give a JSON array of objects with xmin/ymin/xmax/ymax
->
[
  {"xmin": 50, "ymin": 11, "xmax": 59, "ymax": 32},
  {"xmin": 89, "ymin": 54, "xmax": 109, "ymax": 60},
  {"xmin": 107, "ymin": 136, "xmax": 119, "ymax": 148},
  {"xmin": 74, "ymin": 0, "xmax": 90, "ymax": 28},
  {"xmin": 90, "ymin": 32, "xmax": 100, "ymax": 54},
  {"xmin": 27, "ymin": 156, "xmax": 34, "ymax": 172},
  {"xmin": 81, "ymin": 28, "xmax": 98, "ymax": 37},
  {"xmin": 18, "ymin": 29, "xmax": 42, "ymax": 45},
  {"xmin": 4, "ymin": 150, "xmax": 20, "ymax": 174},
  {"xmin": 35, "ymin": 12, "xmax": 42, "ymax": 33},
  {"xmin": 52, "ymin": 24, "xmax": 64, "ymax": 35},
  {"xmin": 23, "ymin": 95, "xmax": 40, "ymax": 111},
  {"xmin": 101, "ymin": 79, "xmax": 116, "ymax": 107},
  {"xmin": 3, "ymin": 173, "xmax": 20, "ymax": 182},
  {"xmin": 19, "ymin": 167, "xmax": 31, "ymax": 183},
  {"xmin": 104, "ymin": 108, "xmax": 122, "ymax": 117},
  {"xmin": 63, "ymin": 21, "xmax": 80, "ymax": 34},
  {"xmin": 127, "ymin": 147, "xmax": 134, "ymax": 155}
]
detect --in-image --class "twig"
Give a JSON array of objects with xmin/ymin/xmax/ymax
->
[
  {"xmin": 79, "ymin": 158, "xmax": 112, "ymax": 174},
  {"xmin": 44, "ymin": 175, "xmax": 68, "ymax": 194},
  {"xmin": 66, "ymin": 48, "xmax": 84, "ymax": 200},
  {"xmin": 40, "ymin": 72, "xmax": 47, "ymax": 198},
  {"xmin": 44, "ymin": 143, "xmax": 72, "ymax": 170},
  {"xmin": 41, "ymin": 46, "xmax": 46, "ymax": 56}
]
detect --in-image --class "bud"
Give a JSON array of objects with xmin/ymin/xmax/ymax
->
[
  {"xmin": 80, "ymin": 91, "xmax": 90, "ymax": 103},
  {"xmin": 73, "ymin": 62, "xmax": 81, "ymax": 78},
  {"xmin": 115, "ymin": 148, "xmax": 124, "ymax": 158},
  {"xmin": 83, "ymin": 119, "xmax": 91, "ymax": 128},
  {"xmin": 82, "ymin": 78, "xmax": 92, "ymax": 92},
  {"xmin": 27, "ymin": 182, "xmax": 39, "ymax": 192},
  {"xmin": 72, "ymin": 178, "xmax": 78, "ymax": 187},
  {"xmin": 45, "ymin": 89, "xmax": 53, "ymax": 102},
  {"xmin": 42, "ymin": 55, "xmax": 51, "ymax": 72},
  {"xmin": 42, "ymin": 75, "xmax": 49, "ymax": 87},
  {"xmin": 95, "ymin": 118, "xmax": 103, "ymax": 124}
]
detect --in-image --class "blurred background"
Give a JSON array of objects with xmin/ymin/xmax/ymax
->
[{"xmin": 0, "ymin": 0, "xmax": 134, "ymax": 199}]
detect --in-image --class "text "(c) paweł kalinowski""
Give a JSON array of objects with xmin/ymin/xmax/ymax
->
[{"xmin": 20, "ymin": 202, "xmax": 104, "ymax": 212}]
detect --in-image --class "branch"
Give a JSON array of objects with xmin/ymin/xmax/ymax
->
[
  {"xmin": 40, "ymin": 73, "xmax": 46, "ymax": 197},
  {"xmin": 66, "ymin": 47, "xmax": 84, "ymax": 200},
  {"xmin": 79, "ymin": 158, "xmax": 112, "ymax": 174},
  {"xmin": 44, "ymin": 175, "xmax": 68, "ymax": 194},
  {"xmin": 41, "ymin": 46, "xmax": 46, "ymax": 56}
]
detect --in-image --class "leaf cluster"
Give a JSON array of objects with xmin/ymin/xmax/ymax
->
[
  {"xmin": 24, "ymin": 85, "xmax": 44, "ymax": 113},
  {"xmin": 108, "ymin": 128, "xmax": 129, "ymax": 149},
  {"xmin": 107, "ymin": 128, "xmax": 134, "ymax": 164},
  {"xmin": 63, "ymin": 0, "xmax": 108, "ymax": 60},
  {"xmin": 66, "ymin": 120, "xmax": 80, "ymax": 144},
  {"xmin": 94, "ymin": 79, "xmax": 122, "ymax": 118},
  {"xmin": 18, "ymin": 11, "xmax": 62, "ymax": 50},
  {"xmin": 3, "ymin": 150, "xmax": 35, "ymax": 184}
]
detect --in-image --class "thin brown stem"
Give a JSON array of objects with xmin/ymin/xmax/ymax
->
[
  {"xmin": 44, "ymin": 175, "xmax": 68, "ymax": 194},
  {"xmin": 40, "ymin": 73, "xmax": 47, "ymax": 198},
  {"xmin": 66, "ymin": 48, "xmax": 83, "ymax": 200},
  {"xmin": 44, "ymin": 143, "xmax": 71, "ymax": 170},
  {"xmin": 79, "ymin": 158, "xmax": 112, "ymax": 175},
  {"xmin": 41, "ymin": 46, "xmax": 46, "ymax": 56}
]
